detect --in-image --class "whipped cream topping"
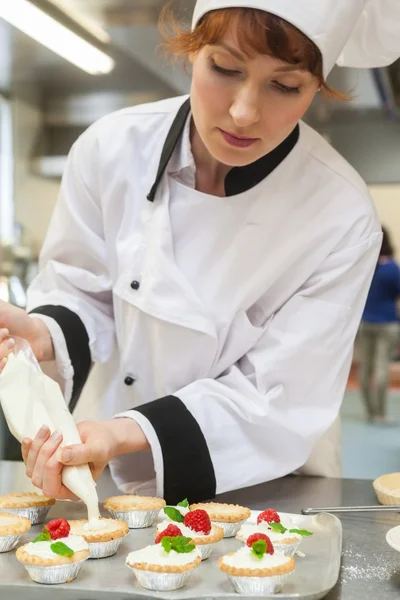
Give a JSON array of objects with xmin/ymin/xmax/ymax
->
[
  {"xmin": 164, "ymin": 506, "xmax": 190, "ymax": 519},
  {"xmin": 127, "ymin": 544, "xmax": 201, "ymax": 567},
  {"xmin": 221, "ymin": 546, "xmax": 291, "ymax": 570},
  {"xmin": 83, "ymin": 519, "xmax": 110, "ymax": 532},
  {"xmin": 24, "ymin": 535, "xmax": 89, "ymax": 559},
  {"xmin": 238, "ymin": 522, "xmax": 302, "ymax": 543},
  {"xmin": 157, "ymin": 519, "xmax": 211, "ymax": 538}
]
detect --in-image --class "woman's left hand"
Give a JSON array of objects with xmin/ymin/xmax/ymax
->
[{"xmin": 22, "ymin": 419, "xmax": 149, "ymax": 500}]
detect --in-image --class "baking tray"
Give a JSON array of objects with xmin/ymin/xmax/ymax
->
[{"xmin": 0, "ymin": 501, "xmax": 342, "ymax": 600}]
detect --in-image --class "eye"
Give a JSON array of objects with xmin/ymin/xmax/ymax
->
[
  {"xmin": 273, "ymin": 81, "xmax": 301, "ymax": 94},
  {"xmin": 210, "ymin": 59, "xmax": 241, "ymax": 77}
]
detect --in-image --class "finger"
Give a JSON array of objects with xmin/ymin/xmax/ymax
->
[
  {"xmin": 41, "ymin": 452, "xmax": 78, "ymax": 501},
  {"xmin": 0, "ymin": 357, "xmax": 7, "ymax": 374},
  {"xmin": 0, "ymin": 337, "xmax": 15, "ymax": 361},
  {"xmin": 59, "ymin": 443, "xmax": 95, "ymax": 466},
  {"xmin": 21, "ymin": 438, "xmax": 32, "ymax": 463},
  {"xmin": 0, "ymin": 328, "xmax": 9, "ymax": 343},
  {"xmin": 25, "ymin": 425, "xmax": 51, "ymax": 478},
  {"xmin": 31, "ymin": 430, "xmax": 63, "ymax": 490}
]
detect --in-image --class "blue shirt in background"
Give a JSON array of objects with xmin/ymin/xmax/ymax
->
[{"xmin": 363, "ymin": 258, "xmax": 400, "ymax": 323}]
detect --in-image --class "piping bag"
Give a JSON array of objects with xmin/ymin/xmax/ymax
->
[{"xmin": 0, "ymin": 338, "xmax": 100, "ymax": 522}]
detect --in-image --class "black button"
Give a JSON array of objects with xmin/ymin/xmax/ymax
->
[
  {"xmin": 124, "ymin": 376, "xmax": 135, "ymax": 386},
  {"xmin": 130, "ymin": 280, "xmax": 140, "ymax": 290}
]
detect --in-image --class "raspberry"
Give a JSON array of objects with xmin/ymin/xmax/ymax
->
[
  {"xmin": 155, "ymin": 524, "xmax": 182, "ymax": 544},
  {"xmin": 184, "ymin": 509, "xmax": 211, "ymax": 535},
  {"xmin": 45, "ymin": 518, "xmax": 70, "ymax": 540},
  {"xmin": 257, "ymin": 509, "xmax": 280, "ymax": 525},
  {"xmin": 246, "ymin": 533, "xmax": 274, "ymax": 555}
]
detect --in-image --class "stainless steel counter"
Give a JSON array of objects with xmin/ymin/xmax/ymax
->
[{"xmin": 1, "ymin": 461, "xmax": 400, "ymax": 599}]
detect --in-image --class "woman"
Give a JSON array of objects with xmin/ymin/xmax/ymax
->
[
  {"xmin": 359, "ymin": 227, "xmax": 400, "ymax": 423},
  {"xmin": 0, "ymin": 0, "xmax": 399, "ymax": 504}
]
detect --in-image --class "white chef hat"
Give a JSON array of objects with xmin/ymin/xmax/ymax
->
[{"xmin": 192, "ymin": 0, "xmax": 400, "ymax": 77}]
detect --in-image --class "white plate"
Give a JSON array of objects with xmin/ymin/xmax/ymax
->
[{"xmin": 386, "ymin": 524, "xmax": 400, "ymax": 552}]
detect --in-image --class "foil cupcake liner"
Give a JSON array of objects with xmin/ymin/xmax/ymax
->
[
  {"xmin": 273, "ymin": 539, "xmax": 301, "ymax": 557},
  {"xmin": 106, "ymin": 509, "xmax": 158, "ymax": 529},
  {"xmin": 22, "ymin": 558, "xmax": 88, "ymax": 585},
  {"xmin": 3, "ymin": 506, "xmax": 51, "ymax": 525},
  {"xmin": 88, "ymin": 535, "xmax": 126, "ymax": 559},
  {"xmin": 227, "ymin": 573, "xmax": 289, "ymax": 595},
  {"xmin": 214, "ymin": 519, "xmax": 248, "ymax": 538},
  {"xmin": 197, "ymin": 543, "xmax": 214, "ymax": 561},
  {"xmin": 130, "ymin": 567, "xmax": 195, "ymax": 591},
  {"xmin": 0, "ymin": 534, "xmax": 22, "ymax": 553}
]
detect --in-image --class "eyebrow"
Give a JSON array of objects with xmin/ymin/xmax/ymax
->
[{"xmin": 218, "ymin": 43, "xmax": 305, "ymax": 73}]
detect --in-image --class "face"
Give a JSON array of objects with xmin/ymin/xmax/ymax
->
[{"xmin": 190, "ymin": 24, "xmax": 320, "ymax": 167}]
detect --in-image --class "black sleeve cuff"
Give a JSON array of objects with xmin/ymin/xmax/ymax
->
[
  {"xmin": 29, "ymin": 305, "xmax": 92, "ymax": 412},
  {"xmin": 134, "ymin": 396, "xmax": 216, "ymax": 505}
]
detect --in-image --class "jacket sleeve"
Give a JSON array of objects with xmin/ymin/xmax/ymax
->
[
  {"xmin": 26, "ymin": 130, "xmax": 115, "ymax": 409},
  {"xmin": 112, "ymin": 232, "xmax": 382, "ymax": 504}
]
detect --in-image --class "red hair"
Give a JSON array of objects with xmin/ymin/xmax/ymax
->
[{"xmin": 159, "ymin": 4, "xmax": 350, "ymax": 101}]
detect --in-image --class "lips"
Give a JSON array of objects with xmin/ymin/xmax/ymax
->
[{"xmin": 219, "ymin": 129, "xmax": 258, "ymax": 149}]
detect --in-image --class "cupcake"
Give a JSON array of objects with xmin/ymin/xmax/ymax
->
[
  {"xmin": 104, "ymin": 495, "xmax": 166, "ymax": 529},
  {"xmin": 236, "ymin": 509, "xmax": 312, "ymax": 557},
  {"xmin": 156, "ymin": 508, "xmax": 224, "ymax": 561},
  {"xmin": 126, "ymin": 535, "xmax": 201, "ymax": 591},
  {"xmin": 219, "ymin": 533, "xmax": 296, "ymax": 595},
  {"xmin": 0, "ymin": 492, "xmax": 55, "ymax": 525},
  {"xmin": 190, "ymin": 502, "xmax": 251, "ymax": 538},
  {"xmin": 16, "ymin": 518, "xmax": 89, "ymax": 584},
  {"xmin": 0, "ymin": 512, "xmax": 31, "ymax": 553},
  {"xmin": 68, "ymin": 518, "xmax": 129, "ymax": 559}
]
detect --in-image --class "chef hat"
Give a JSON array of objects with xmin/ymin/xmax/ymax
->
[{"xmin": 192, "ymin": 0, "xmax": 400, "ymax": 77}]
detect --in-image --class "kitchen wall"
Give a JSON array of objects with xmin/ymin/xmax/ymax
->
[{"xmin": 12, "ymin": 91, "xmax": 60, "ymax": 257}]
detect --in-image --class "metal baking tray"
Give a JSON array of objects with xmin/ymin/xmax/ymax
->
[{"xmin": 0, "ymin": 501, "xmax": 342, "ymax": 600}]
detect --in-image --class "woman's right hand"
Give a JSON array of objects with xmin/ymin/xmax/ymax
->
[{"xmin": 0, "ymin": 300, "xmax": 54, "ymax": 371}]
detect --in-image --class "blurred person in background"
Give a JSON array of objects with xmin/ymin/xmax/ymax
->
[{"xmin": 360, "ymin": 226, "xmax": 400, "ymax": 423}]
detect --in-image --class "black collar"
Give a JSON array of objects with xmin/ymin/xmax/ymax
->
[{"xmin": 147, "ymin": 98, "xmax": 299, "ymax": 201}]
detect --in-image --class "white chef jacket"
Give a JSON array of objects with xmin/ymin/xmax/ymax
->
[{"xmin": 27, "ymin": 95, "xmax": 381, "ymax": 503}]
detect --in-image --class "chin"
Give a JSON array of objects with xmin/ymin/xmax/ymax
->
[{"xmin": 207, "ymin": 140, "xmax": 264, "ymax": 168}]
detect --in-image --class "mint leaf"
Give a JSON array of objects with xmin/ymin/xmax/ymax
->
[
  {"xmin": 50, "ymin": 542, "xmax": 74, "ymax": 557},
  {"xmin": 164, "ymin": 507, "xmax": 184, "ymax": 523},
  {"xmin": 269, "ymin": 522, "xmax": 287, "ymax": 534},
  {"xmin": 161, "ymin": 536, "xmax": 195, "ymax": 554},
  {"xmin": 177, "ymin": 498, "xmax": 189, "ymax": 508},
  {"xmin": 251, "ymin": 540, "xmax": 267, "ymax": 559},
  {"xmin": 33, "ymin": 527, "xmax": 51, "ymax": 543},
  {"xmin": 289, "ymin": 528, "xmax": 313, "ymax": 537}
]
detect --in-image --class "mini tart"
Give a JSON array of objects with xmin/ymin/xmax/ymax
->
[
  {"xmin": 373, "ymin": 473, "xmax": 400, "ymax": 505},
  {"xmin": 0, "ymin": 512, "xmax": 31, "ymax": 537},
  {"xmin": 104, "ymin": 495, "xmax": 166, "ymax": 529},
  {"xmin": 0, "ymin": 492, "xmax": 55, "ymax": 509},
  {"xmin": 190, "ymin": 502, "xmax": 251, "ymax": 538},
  {"xmin": 219, "ymin": 551, "xmax": 295, "ymax": 577},
  {"xmin": 237, "ymin": 522, "xmax": 302, "ymax": 557},
  {"xmin": 0, "ymin": 513, "xmax": 31, "ymax": 553},
  {"xmin": 127, "ymin": 543, "xmax": 202, "ymax": 591},
  {"xmin": 16, "ymin": 545, "xmax": 89, "ymax": 566},
  {"xmin": 104, "ymin": 495, "xmax": 166, "ymax": 512},
  {"xmin": 190, "ymin": 502, "xmax": 251, "ymax": 523},
  {"xmin": 68, "ymin": 519, "xmax": 129, "ymax": 543},
  {"xmin": 68, "ymin": 518, "xmax": 129, "ymax": 559},
  {"xmin": 0, "ymin": 493, "xmax": 55, "ymax": 525}
]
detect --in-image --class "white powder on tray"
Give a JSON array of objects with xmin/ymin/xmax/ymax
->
[{"xmin": 341, "ymin": 547, "xmax": 397, "ymax": 583}]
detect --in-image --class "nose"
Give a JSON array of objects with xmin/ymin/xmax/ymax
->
[{"xmin": 229, "ymin": 85, "xmax": 261, "ymax": 128}]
